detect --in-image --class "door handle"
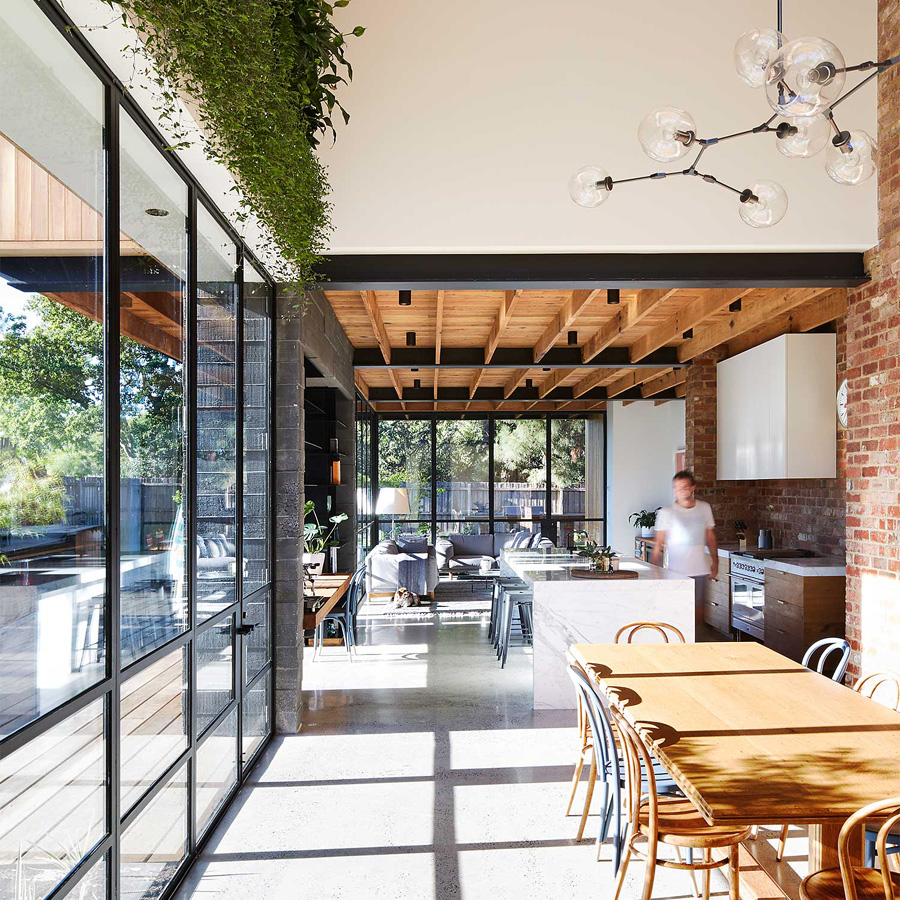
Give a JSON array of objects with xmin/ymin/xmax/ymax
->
[{"xmin": 235, "ymin": 623, "xmax": 258, "ymax": 635}]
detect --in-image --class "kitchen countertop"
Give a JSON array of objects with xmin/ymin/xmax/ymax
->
[{"xmin": 762, "ymin": 556, "xmax": 846, "ymax": 578}]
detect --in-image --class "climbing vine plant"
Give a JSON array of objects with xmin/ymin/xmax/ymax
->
[{"xmin": 99, "ymin": 0, "xmax": 364, "ymax": 285}]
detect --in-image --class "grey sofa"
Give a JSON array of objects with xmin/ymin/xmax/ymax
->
[
  {"xmin": 435, "ymin": 531, "xmax": 550, "ymax": 573},
  {"xmin": 365, "ymin": 538, "xmax": 439, "ymax": 597}
]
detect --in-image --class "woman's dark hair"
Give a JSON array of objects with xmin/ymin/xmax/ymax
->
[{"xmin": 673, "ymin": 469, "xmax": 696, "ymax": 485}]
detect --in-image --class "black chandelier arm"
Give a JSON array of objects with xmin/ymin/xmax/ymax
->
[
  {"xmin": 609, "ymin": 172, "xmax": 673, "ymax": 186},
  {"xmin": 828, "ymin": 65, "xmax": 892, "ymax": 113},
  {"xmin": 691, "ymin": 170, "xmax": 747, "ymax": 197},
  {"xmin": 696, "ymin": 115, "xmax": 779, "ymax": 147}
]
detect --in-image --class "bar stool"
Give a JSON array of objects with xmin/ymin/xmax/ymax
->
[
  {"xmin": 490, "ymin": 577, "xmax": 527, "ymax": 646},
  {"xmin": 498, "ymin": 586, "xmax": 533, "ymax": 668}
]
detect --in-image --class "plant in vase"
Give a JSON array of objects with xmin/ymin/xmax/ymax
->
[
  {"xmin": 629, "ymin": 507, "xmax": 661, "ymax": 538},
  {"xmin": 577, "ymin": 540, "xmax": 619, "ymax": 573},
  {"xmin": 303, "ymin": 500, "xmax": 347, "ymax": 576}
]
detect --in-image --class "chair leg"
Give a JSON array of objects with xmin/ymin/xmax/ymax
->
[
  {"xmin": 577, "ymin": 752, "xmax": 597, "ymax": 841},
  {"xmin": 729, "ymin": 843, "xmax": 740, "ymax": 900},
  {"xmin": 702, "ymin": 849, "xmax": 711, "ymax": 900},
  {"xmin": 500, "ymin": 596, "xmax": 515, "ymax": 668},
  {"xmin": 776, "ymin": 824, "xmax": 789, "ymax": 861},
  {"xmin": 313, "ymin": 623, "xmax": 321, "ymax": 662},
  {"xmin": 566, "ymin": 748, "xmax": 586, "ymax": 816},
  {"xmin": 640, "ymin": 841, "xmax": 658, "ymax": 900},
  {"xmin": 612, "ymin": 843, "xmax": 633, "ymax": 900},
  {"xmin": 676, "ymin": 847, "xmax": 699, "ymax": 899}
]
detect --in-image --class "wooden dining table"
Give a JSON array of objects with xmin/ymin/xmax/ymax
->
[{"xmin": 571, "ymin": 641, "xmax": 900, "ymax": 872}]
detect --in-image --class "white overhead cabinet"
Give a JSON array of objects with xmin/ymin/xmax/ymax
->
[{"xmin": 717, "ymin": 333, "xmax": 837, "ymax": 480}]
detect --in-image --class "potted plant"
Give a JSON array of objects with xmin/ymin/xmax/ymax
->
[
  {"xmin": 577, "ymin": 540, "xmax": 619, "ymax": 573},
  {"xmin": 303, "ymin": 500, "xmax": 347, "ymax": 574},
  {"xmin": 629, "ymin": 508, "xmax": 661, "ymax": 538}
]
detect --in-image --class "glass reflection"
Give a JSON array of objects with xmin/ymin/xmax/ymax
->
[
  {"xmin": 196, "ymin": 706, "xmax": 237, "ymax": 836},
  {"xmin": 0, "ymin": 2, "xmax": 106, "ymax": 736},
  {"xmin": 119, "ymin": 113, "xmax": 188, "ymax": 666},
  {"xmin": 196, "ymin": 616, "xmax": 233, "ymax": 734},
  {"xmin": 436, "ymin": 419, "xmax": 489, "ymax": 523},
  {"xmin": 120, "ymin": 645, "xmax": 188, "ymax": 814},
  {"xmin": 0, "ymin": 699, "xmax": 106, "ymax": 899},
  {"xmin": 120, "ymin": 764, "xmax": 187, "ymax": 900},
  {"xmin": 242, "ymin": 263, "xmax": 270, "ymax": 597},
  {"xmin": 196, "ymin": 207, "xmax": 237, "ymax": 621}
]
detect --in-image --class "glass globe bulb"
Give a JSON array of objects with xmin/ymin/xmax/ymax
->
[
  {"xmin": 638, "ymin": 107, "xmax": 697, "ymax": 163},
  {"xmin": 775, "ymin": 114, "xmax": 831, "ymax": 158},
  {"xmin": 824, "ymin": 131, "xmax": 878, "ymax": 185},
  {"xmin": 765, "ymin": 37, "xmax": 846, "ymax": 117},
  {"xmin": 734, "ymin": 28, "xmax": 785, "ymax": 88},
  {"xmin": 739, "ymin": 181, "xmax": 788, "ymax": 228},
  {"xmin": 568, "ymin": 166, "xmax": 612, "ymax": 208}
]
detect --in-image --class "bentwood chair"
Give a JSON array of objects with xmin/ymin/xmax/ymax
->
[
  {"xmin": 853, "ymin": 674, "xmax": 900, "ymax": 867},
  {"xmin": 566, "ymin": 660, "xmax": 682, "ymax": 861},
  {"xmin": 313, "ymin": 564, "xmax": 366, "ymax": 661},
  {"xmin": 775, "ymin": 636, "xmax": 853, "ymax": 859},
  {"xmin": 802, "ymin": 637, "xmax": 851, "ymax": 682},
  {"xmin": 800, "ymin": 797, "xmax": 900, "ymax": 900},
  {"xmin": 615, "ymin": 622, "xmax": 686, "ymax": 644},
  {"xmin": 611, "ymin": 705, "xmax": 751, "ymax": 900}
]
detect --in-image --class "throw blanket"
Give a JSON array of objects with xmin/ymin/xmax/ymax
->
[{"xmin": 396, "ymin": 534, "xmax": 428, "ymax": 596}]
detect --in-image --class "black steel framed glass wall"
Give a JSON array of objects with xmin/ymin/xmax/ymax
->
[
  {"xmin": 355, "ymin": 396, "xmax": 376, "ymax": 561},
  {"xmin": 0, "ymin": 3, "xmax": 275, "ymax": 899},
  {"xmin": 366, "ymin": 410, "xmax": 605, "ymax": 547}
]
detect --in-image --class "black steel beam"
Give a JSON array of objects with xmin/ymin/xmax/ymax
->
[
  {"xmin": 318, "ymin": 252, "xmax": 868, "ymax": 290},
  {"xmin": 368, "ymin": 386, "xmax": 681, "ymax": 403},
  {"xmin": 354, "ymin": 346, "xmax": 684, "ymax": 370}
]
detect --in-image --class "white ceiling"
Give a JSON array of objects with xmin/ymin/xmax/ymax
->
[{"xmin": 323, "ymin": 0, "xmax": 877, "ymax": 254}]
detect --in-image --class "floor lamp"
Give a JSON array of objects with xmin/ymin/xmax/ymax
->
[{"xmin": 376, "ymin": 487, "xmax": 410, "ymax": 539}]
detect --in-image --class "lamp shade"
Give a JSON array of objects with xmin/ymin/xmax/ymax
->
[{"xmin": 375, "ymin": 487, "xmax": 410, "ymax": 516}]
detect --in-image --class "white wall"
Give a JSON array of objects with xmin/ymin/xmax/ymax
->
[
  {"xmin": 606, "ymin": 401, "xmax": 686, "ymax": 556},
  {"xmin": 325, "ymin": 0, "xmax": 876, "ymax": 254}
]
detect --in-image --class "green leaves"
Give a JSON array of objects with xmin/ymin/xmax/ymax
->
[{"xmin": 102, "ymin": 0, "xmax": 364, "ymax": 287}]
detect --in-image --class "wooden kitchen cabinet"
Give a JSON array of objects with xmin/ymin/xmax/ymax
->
[
  {"xmin": 763, "ymin": 569, "xmax": 845, "ymax": 663},
  {"xmin": 703, "ymin": 572, "xmax": 731, "ymax": 635}
]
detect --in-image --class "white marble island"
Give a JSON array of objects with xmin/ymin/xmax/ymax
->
[{"xmin": 500, "ymin": 549, "xmax": 696, "ymax": 709}]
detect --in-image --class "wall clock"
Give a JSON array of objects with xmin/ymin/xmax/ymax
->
[{"xmin": 836, "ymin": 378, "xmax": 848, "ymax": 430}]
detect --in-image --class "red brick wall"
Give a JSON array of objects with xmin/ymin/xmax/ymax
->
[
  {"xmin": 684, "ymin": 326, "xmax": 846, "ymax": 559},
  {"xmin": 843, "ymin": 0, "xmax": 900, "ymax": 681}
]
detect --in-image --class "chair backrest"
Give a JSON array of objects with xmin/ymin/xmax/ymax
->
[
  {"xmin": 567, "ymin": 665, "xmax": 621, "ymax": 793},
  {"xmin": 608, "ymin": 702, "xmax": 660, "ymax": 841},
  {"xmin": 348, "ymin": 563, "xmax": 367, "ymax": 617},
  {"xmin": 837, "ymin": 797, "xmax": 900, "ymax": 900},
  {"xmin": 615, "ymin": 621, "xmax": 686, "ymax": 644},
  {"xmin": 854, "ymin": 671, "xmax": 900, "ymax": 712},
  {"xmin": 802, "ymin": 637, "xmax": 851, "ymax": 682}
]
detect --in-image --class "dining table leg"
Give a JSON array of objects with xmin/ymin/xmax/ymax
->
[{"xmin": 809, "ymin": 822, "xmax": 863, "ymax": 870}]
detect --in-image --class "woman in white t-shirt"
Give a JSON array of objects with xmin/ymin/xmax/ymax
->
[{"xmin": 651, "ymin": 470, "xmax": 718, "ymax": 635}]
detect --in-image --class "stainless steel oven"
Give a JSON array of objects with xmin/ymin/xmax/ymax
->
[{"xmin": 730, "ymin": 556, "xmax": 766, "ymax": 640}]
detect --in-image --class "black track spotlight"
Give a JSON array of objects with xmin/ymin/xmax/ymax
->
[
  {"xmin": 542, "ymin": 367, "xmax": 551, "ymax": 372},
  {"xmin": 607, "ymin": 289, "xmax": 620, "ymax": 305},
  {"xmin": 568, "ymin": 330, "xmax": 578, "ymax": 346},
  {"xmin": 413, "ymin": 378, "xmax": 421, "ymax": 389},
  {"xmin": 525, "ymin": 378, "xmax": 533, "ymax": 389},
  {"xmin": 399, "ymin": 290, "xmax": 412, "ymax": 306},
  {"xmin": 406, "ymin": 331, "xmax": 416, "ymax": 346},
  {"xmin": 682, "ymin": 328, "xmax": 693, "ymax": 340}
]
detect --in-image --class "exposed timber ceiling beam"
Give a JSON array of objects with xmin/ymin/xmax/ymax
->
[
  {"xmin": 725, "ymin": 289, "xmax": 847, "ymax": 357},
  {"xmin": 581, "ymin": 289, "xmax": 677, "ymax": 363},
  {"xmin": 485, "ymin": 289, "xmax": 524, "ymax": 362},
  {"xmin": 538, "ymin": 368, "xmax": 575, "ymax": 398},
  {"xmin": 367, "ymin": 385, "xmax": 681, "ymax": 403},
  {"xmin": 606, "ymin": 367, "xmax": 669, "ymax": 398},
  {"xmin": 629, "ymin": 288, "xmax": 751, "ymax": 362},
  {"xmin": 316, "ymin": 252, "xmax": 868, "ymax": 290},
  {"xmin": 641, "ymin": 368, "xmax": 687, "ymax": 398},
  {"xmin": 352, "ymin": 346, "xmax": 685, "ymax": 370},
  {"xmin": 504, "ymin": 369, "xmax": 530, "ymax": 398},
  {"xmin": 678, "ymin": 287, "xmax": 833, "ymax": 361},
  {"xmin": 533, "ymin": 289, "xmax": 601, "ymax": 361}
]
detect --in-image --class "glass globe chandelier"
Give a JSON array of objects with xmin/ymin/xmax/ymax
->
[{"xmin": 570, "ymin": 0, "xmax": 897, "ymax": 228}]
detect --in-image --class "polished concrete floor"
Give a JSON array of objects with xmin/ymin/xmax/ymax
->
[{"xmin": 174, "ymin": 594, "xmax": 807, "ymax": 900}]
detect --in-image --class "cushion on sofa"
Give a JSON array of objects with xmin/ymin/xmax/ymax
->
[
  {"xmin": 448, "ymin": 533, "xmax": 494, "ymax": 557},
  {"xmin": 493, "ymin": 530, "xmax": 531, "ymax": 555}
]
